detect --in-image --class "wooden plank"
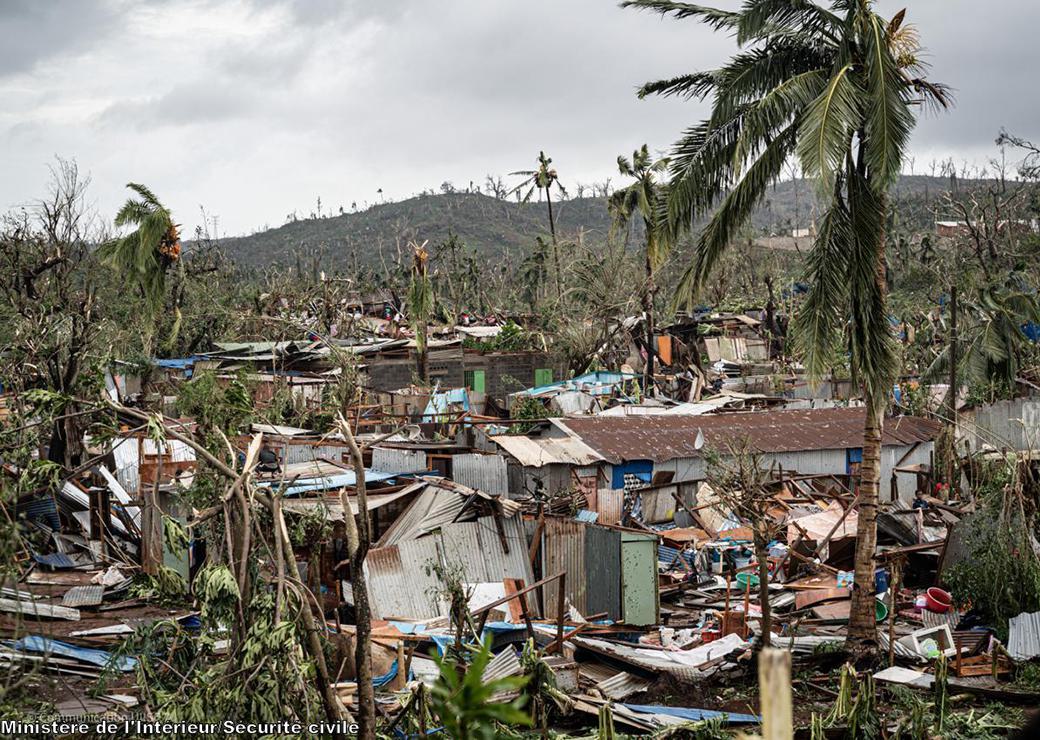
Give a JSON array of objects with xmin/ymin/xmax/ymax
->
[
  {"xmin": 794, "ymin": 588, "xmax": 850, "ymax": 610},
  {"xmin": 759, "ymin": 648, "xmax": 793, "ymax": 740},
  {"xmin": 0, "ymin": 597, "xmax": 80, "ymax": 621}
]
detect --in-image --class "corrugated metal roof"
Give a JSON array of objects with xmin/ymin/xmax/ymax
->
[
  {"xmin": 559, "ymin": 408, "xmax": 941, "ymax": 464},
  {"xmin": 280, "ymin": 488, "xmax": 419, "ymax": 521},
  {"xmin": 482, "ymin": 646, "xmax": 523, "ymax": 682},
  {"xmin": 260, "ymin": 469, "xmax": 398, "ymax": 496},
  {"xmin": 364, "ymin": 540, "xmax": 445, "ymax": 620},
  {"xmin": 375, "ymin": 477, "xmax": 520, "ymax": 547},
  {"xmin": 491, "ymin": 434, "xmax": 605, "ymax": 468},
  {"xmin": 597, "ymin": 671, "xmax": 651, "ymax": 700},
  {"xmin": 61, "ymin": 585, "xmax": 104, "ymax": 608}
]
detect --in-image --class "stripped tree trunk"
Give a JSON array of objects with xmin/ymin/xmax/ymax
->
[
  {"xmin": 755, "ymin": 528, "xmax": 772, "ymax": 647},
  {"xmin": 339, "ymin": 418, "xmax": 376, "ymax": 740},
  {"xmin": 546, "ymin": 191, "xmax": 562, "ymax": 302},
  {"xmin": 643, "ymin": 251, "xmax": 656, "ymax": 394}
]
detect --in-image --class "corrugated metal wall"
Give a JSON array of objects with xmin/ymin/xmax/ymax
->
[
  {"xmin": 281, "ymin": 442, "xmax": 350, "ymax": 466},
  {"xmin": 371, "ymin": 446, "xmax": 429, "ymax": 473},
  {"xmin": 522, "ymin": 464, "xmax": 573, "ymax": 498},
  {"xmin": 541, "ymin": 518, "xmax": 587, "ymax": 616},
  {"xmin": 960, "ymin": 398, "xmax": 1040, "ymax": 453},
  {"xmin": 366, "ymin": 515, "xmax": 535, "ymax": 620},
  {"xmin": 882, "ymin": 443, "xmax": 933, "ymax": 506},
  {"xmin": 585, "ymin": 525, "xmax": 621, "ymax": 620},
  {"xmin": 451, "ymin": 454, "xmax": 508, "ymax": 495},
  {"xmin": 440, "ymin": 516, "xmax": 534, "ymax": 591}
]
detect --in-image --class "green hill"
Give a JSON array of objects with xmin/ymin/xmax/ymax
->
[{"xmin": 214, "ymin": 175, "xmax": 986, "ymax": 269}]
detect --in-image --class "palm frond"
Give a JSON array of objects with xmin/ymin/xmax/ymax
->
[
  {"xmin": 861, "ymin": 13, "xmax": 914, "ymax": 190},
  {"xmin": 792, "ymin": 185, "xmax": 852, "ymax": 378},
  {"xmin": 637, "ymin": 71, "xmax": 720, "ymax": 100},
  {"xmin": 736, "ymin": 0, "xmax": 843, "ymax": 45},
  {"xmin": 619, "ymin": 0, "xmax": 740, "ymax": 31},
  {"xmin": 797, "ymin": 63, "xmax": 858, "ymax": 192},
  {"xmin": 730, "ymin": 68, "xmax": 829, "ymax": 175},
  {"xmin": 844, "ymin": 171, "xmax": 897, "ymax": 398},
  {"xmin": 708, "ymin": 39, "xmax": 832, "ymax": 128},
  {"xmin": 672, "ymin": 124, "xmax": 797, "ymax": 310}
]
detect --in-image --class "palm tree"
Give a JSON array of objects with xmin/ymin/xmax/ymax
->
[
  {"xmin": 99, "ymin": 183, "xmax": 180, "ymax": 316},
  {"xmin": 408, "ymin": 240, "xmax": 433, "ymax": 384},
  {"xmin": 927, "ymin": 281, "xmax": 1040, "ymax": 401},
  {"xmin": 511, "ymin": 151, "xmax": 568, "ymax": 301},
  {"xmin": 609, "ymin": 144, "xmax": 671, "ymax": 392},
  {"xmin": 624, "ymin": 0, "xmax": 949, "ymax": 651}
]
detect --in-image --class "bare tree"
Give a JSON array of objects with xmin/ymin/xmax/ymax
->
[{"xmin": 704, "ymin": 439, "xmax": 785, "ymax": 647}]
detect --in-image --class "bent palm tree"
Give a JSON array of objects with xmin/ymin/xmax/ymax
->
[
  {"xmin": 926, "ymin": 281, "xmax": 1040, "ymax": 400},
  {"xmin": 624, "ymin": 0, "xmax": 949, "ymax": 650},
  {"xmin": 609, "ymin": 144, "xmax": 671, "ymax": 391},
  {"xmin": 100, "ymin": 183, "xmax": 180, "ymax": 316},
  {"xmin": 511, "ymin": 152, "xmax": 568, "ymax": 302}
]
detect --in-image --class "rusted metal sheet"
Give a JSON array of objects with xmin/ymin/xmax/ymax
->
[
  {"xmin": 559, "ymin": 407, "xmax": 942, "ymax": 464},
  {"xmin": 365, "ymin": 540, "xmax": 444, "ymax": 620},
  {"xmin": 585, "ymin": 525, "xmax": 621, "ymax": 621},
  {"xmin": 371, "ymin": 446, "xmax": 428, "ymax": 474},
  {"xmin": 541, "ymin": 517, "xmax": 586, "ymax": 616},
  {"xmin": 451, "ymin": 453, "xmax": 508, "ymax": 495},
  {"xmin": 595, "ymin": 490, "xmax": 624, "ymax": 526}
]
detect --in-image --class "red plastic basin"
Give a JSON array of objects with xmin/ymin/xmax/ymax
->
[{"xmin": 925, "ymin": 587, "xmax": 952, "ymax": 613}]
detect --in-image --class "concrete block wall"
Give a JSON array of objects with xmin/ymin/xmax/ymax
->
[{"xmin": 363, "ymin": 348, "xmax": 559, "ymax": 405}]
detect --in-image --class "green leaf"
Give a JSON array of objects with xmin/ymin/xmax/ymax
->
[{"xmin": 797, "ymin": 63, "xmax": 858, "ymax": 192}]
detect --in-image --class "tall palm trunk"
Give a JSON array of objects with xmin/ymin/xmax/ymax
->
[
  {"xmin": 847, "ymin": 219, "xmax": 889, "ymax": 651},
  {"xmin": 643, "ymin": 251, "xmax": 655, "ymax": 393},
  {"xmin": 847, "ymin": 394, "xmax": 882, "ymax": 649},
  {"xmin": 546, "ymin": 192, "xmax": 562, "ymax": 301}
]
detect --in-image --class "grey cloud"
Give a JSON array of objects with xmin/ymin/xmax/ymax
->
[
  {"xmin": 2, "ymin": 0, "xmax": 1039, "ymax": 236},
  {"xmin": 94, "ymin": 82, "xmax": 259, "ymax": 130},
  {"xmin": 0, "ymin": 0, "xmax": 121, "ymax": 77}
]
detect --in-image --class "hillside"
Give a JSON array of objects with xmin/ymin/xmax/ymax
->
[{"xmin": 215, "ymin": 175, "xmax": 984, "ymax": 269}]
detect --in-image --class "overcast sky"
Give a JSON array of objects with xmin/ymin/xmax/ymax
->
[{"xmin": 2, "ymin": 0, "xmax": 1036, "ymax": 237}]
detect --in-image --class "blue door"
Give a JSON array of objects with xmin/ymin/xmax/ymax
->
[
  {"xmin": 611, "ymin": 460, "xmax": 653, "ymax": 489},
  {"xmin": 846, "ymin": 448, "xmax": 863, "ymax": 475}
]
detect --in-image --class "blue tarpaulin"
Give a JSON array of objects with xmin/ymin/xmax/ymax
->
[
  {"xmin": 622, "ymin": 703, "xmax": 759, "ymax": 724},
  {"xmin": 516, "ymin": 371, "xmax": 640, "ymax": 398},
  {"xmin": 373, "ymin": 658, "xmax": 412, "ymax": 688},
  {"xmin": 422, "ymin": 388, "xmax": 470, "ymax": 422},
  {"xmin": 9, "ymin": 636, "xmax": 137, "ymax": 672},
  {"xmin": 32, "ymin": 552, "xmax": 75, "ymax": 569}
]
